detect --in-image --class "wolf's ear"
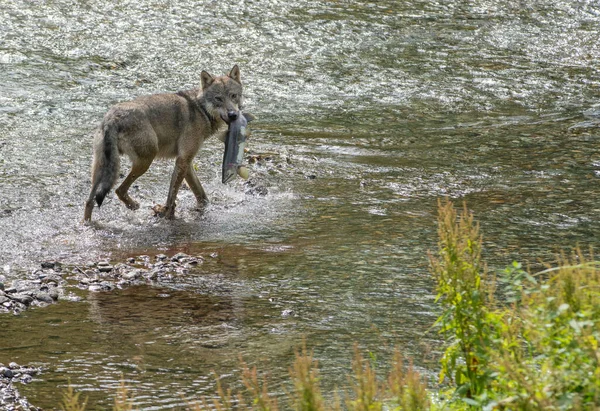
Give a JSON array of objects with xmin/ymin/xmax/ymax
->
[
  {"xmin": 229, "ymin": 65, "xmax": 241, "ymax": 84},
  {"xmin": 201, "ymin": 71, "xmax": 214, "ymax": 89}
]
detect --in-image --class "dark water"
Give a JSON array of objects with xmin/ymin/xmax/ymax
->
[{"xmin": 1, "ymin": 0, "xmax": 600, "ymax": 408}]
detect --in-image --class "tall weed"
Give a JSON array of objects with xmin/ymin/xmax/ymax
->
[
  {"xmin": 387, "ymin": 350, "xmax": 430, "ymax": 411},
  {"xmin": 287, "ymin": 343, "xmax": 325, "ymax": 411},
  {"xmin": 429, "ymin": 200, "xmax": 497, "ymax": 401},
  {"xmin": 60, "ymin": 383, "xmax": 88, "ymax": 411},
  {"xmin": 346, "ymin": 345, "xmax": 382, "ymax": 411}
]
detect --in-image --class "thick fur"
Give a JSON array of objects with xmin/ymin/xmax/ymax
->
[{"xmin": 84, "ymin": 65, "xmax": 243, "ymax": 222}]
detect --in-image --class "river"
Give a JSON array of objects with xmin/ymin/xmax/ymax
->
[{"xmin": 1, "ymin": 0, "xmax": 599, "ymax": 408}]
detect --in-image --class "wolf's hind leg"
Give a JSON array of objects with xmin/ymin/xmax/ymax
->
[
  {"xmin": 115, "ymin": 158, "xmax": 153, "ymax": 210},
  {"xmin": 84, "ymin": 178, "xmax": 99, "ymax": 222},
  {"xmin": 83, "ymin": 190, "xmax": 96, "ymax": 222}
]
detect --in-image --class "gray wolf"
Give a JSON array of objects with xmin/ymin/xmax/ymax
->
[{"xmin": 83, "ymin": 65, "xmax": 244, "ymax": 222}]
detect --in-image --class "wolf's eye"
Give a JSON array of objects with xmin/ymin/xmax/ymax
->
[
  {"xmin": 231, "ymin": 94, "xmax": 238, "ymax": 100},
  {"xmin": 214, "ymin": 96, "xmax": 223, "ymax": 103}
]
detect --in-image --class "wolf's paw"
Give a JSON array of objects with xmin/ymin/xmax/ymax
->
[
  {"xmin": 116, "ymin": 191, "xmax": 140, "ymax": 210},
  {"xmin": 126, "ymin": 200, "xmax": 140, "ymax": 211},
  {"xmin": 152, "ymin": 204, "xmax": 175, "ymax": 219},
  {"xmin": 195, "ymin": 197, "xmax": 209, "ymax": 208}
]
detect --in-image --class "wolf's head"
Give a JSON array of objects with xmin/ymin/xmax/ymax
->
[{"xmin": 201, "ymin": 65, "xmax": 243, "ymax": 125}]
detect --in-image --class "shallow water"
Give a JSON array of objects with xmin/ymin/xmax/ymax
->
[{"xmin": 1, "ymin": 0, "xmax": 600, "ymax": 408}]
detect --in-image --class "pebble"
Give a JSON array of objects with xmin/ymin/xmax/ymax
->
[
  {"xmin": 2, "ymin": 387, "xmax": 16, "ymax": 402},
  {"xmin": 34, "ymin": 292, "xmax": 54, "ymax": 304},
  {"xmin": 9, "ymin": 294, "xmax": 33, "ymax": 306},
  {"xmin": 40, "ymin": 261, "xmax": 57, "ymax": 269},
  {"xmin": 40, "ymin": 274, "xmax": 63, "ymax": 285},
  {"xmin": 122, "ymin": 270, "xmax": 142, "ymax": 281},
  {"xmin": 281, "ymin": 309, "xmax": 295, "ymax": 317},
  {"xmin": 144, "ymin": 270, "xmax": 158, "ymax": 280},
  {"xmin": 1, "ymin": 368, "xmax": 14, "ymax": 378},
  {"xmin": 97, "ymin": 262, "xmax": 113, "ymax": 273},
  {"xmin": 47, "ymin": 289, "xmax": 59, "ymax": 301},
  {"xmin": 0, "ymin": 362, "xmax": 42, "ymax": 410},
  {"xmin": 1, "ymin": 252, "xmax": 207, "ymax": 313},
  {"xmin": 88, "ymin": 284, "xmax": 105, "ymax": 292},
  {"xmin": 171, "ymin": 252, "xmax": 187, "ymax": 262}
]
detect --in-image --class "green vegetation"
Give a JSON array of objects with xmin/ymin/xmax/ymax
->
[
  {"xmin": 60, "ymin": 200, "xmax": 600, "ymax": 410},
  {"xmin": 60, "ymin": 382, "xmax": 88, "ymax": 411},
  {"xmin": 430, "ymin": 200, "xmax": 600, "ymax": 410},
  {"xmin": 429, "ymin": 200, "xmax": 495, "ymax": 402}
]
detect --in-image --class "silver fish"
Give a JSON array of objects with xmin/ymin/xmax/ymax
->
[{"xmin": 222, "ymin": 112, "xmax": 253, "ymax": 184}]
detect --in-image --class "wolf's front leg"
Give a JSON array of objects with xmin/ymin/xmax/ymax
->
[
  {"xmin": 155, "ymin": 158, "xmax": 189, "ymax": 219},
  {"xmin": 185, "ymin": 167, "xmax": 208, "ymax": 207}
]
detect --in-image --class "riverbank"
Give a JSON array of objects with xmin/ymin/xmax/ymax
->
[
  {"xmin": 1, "ymin": 252, "xmax": 222, "ymax": 315},
  {"xmin": 0, "ymin": 252, "xmax": 230, "ymax": 409},
  {"xmin": 0, "ymin": 362, "xmax": 42, "ymax": 411}
]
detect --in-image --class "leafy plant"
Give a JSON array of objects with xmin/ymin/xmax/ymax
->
[
  {"xmin": 430, "ymin": 200, "xmax": 600, "ymax": 410},
  {"xmin": 489, "ymin": 254, "xmax": 600, "ymax": 410},
  {"xmin": 429, "ymin": 200, "xmax": 497, "ymax": 402},
  {"xmin": 496, "ymin": 261, "xmax": 537, "ymax": 304}
]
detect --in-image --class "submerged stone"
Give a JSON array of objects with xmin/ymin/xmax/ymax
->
[
  {"xmin": 9, "ymin": 294, "xmax": 33, "ymax": 306},
  {"xmin": 1, "ymin": 368, "xmax": 14, "ymax": 379}
]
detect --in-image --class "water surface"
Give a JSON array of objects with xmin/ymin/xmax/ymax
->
[{"xmin": 1, "ymin": 0, "xmax": 599, "ymax": 408}]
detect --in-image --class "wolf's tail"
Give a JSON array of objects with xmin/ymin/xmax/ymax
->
[
  {"xmin": 93, "ymin": 122, "xmax": 120, "ymax": 206},
  {"xmin": 84, "ymin": 122, "xmax": 120, "ymax": 221}
]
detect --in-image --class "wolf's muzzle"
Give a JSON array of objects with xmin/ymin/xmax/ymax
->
[{"xmin": 227, "ymin": 110, "xmax": 239, "ymax": 122}]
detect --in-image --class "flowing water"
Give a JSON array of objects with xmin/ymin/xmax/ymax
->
[{"xmin": 1, "ymin": 0, "xmax": 600, "ymax": 408}]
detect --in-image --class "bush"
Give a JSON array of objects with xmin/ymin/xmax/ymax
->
[
  {"xmin": 488, "ymin": 253, "xmax": 600, "ymax": 410},
  {"xmin": 430, "ymin": 200, "xmax": 600, "ymax": 410}
]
